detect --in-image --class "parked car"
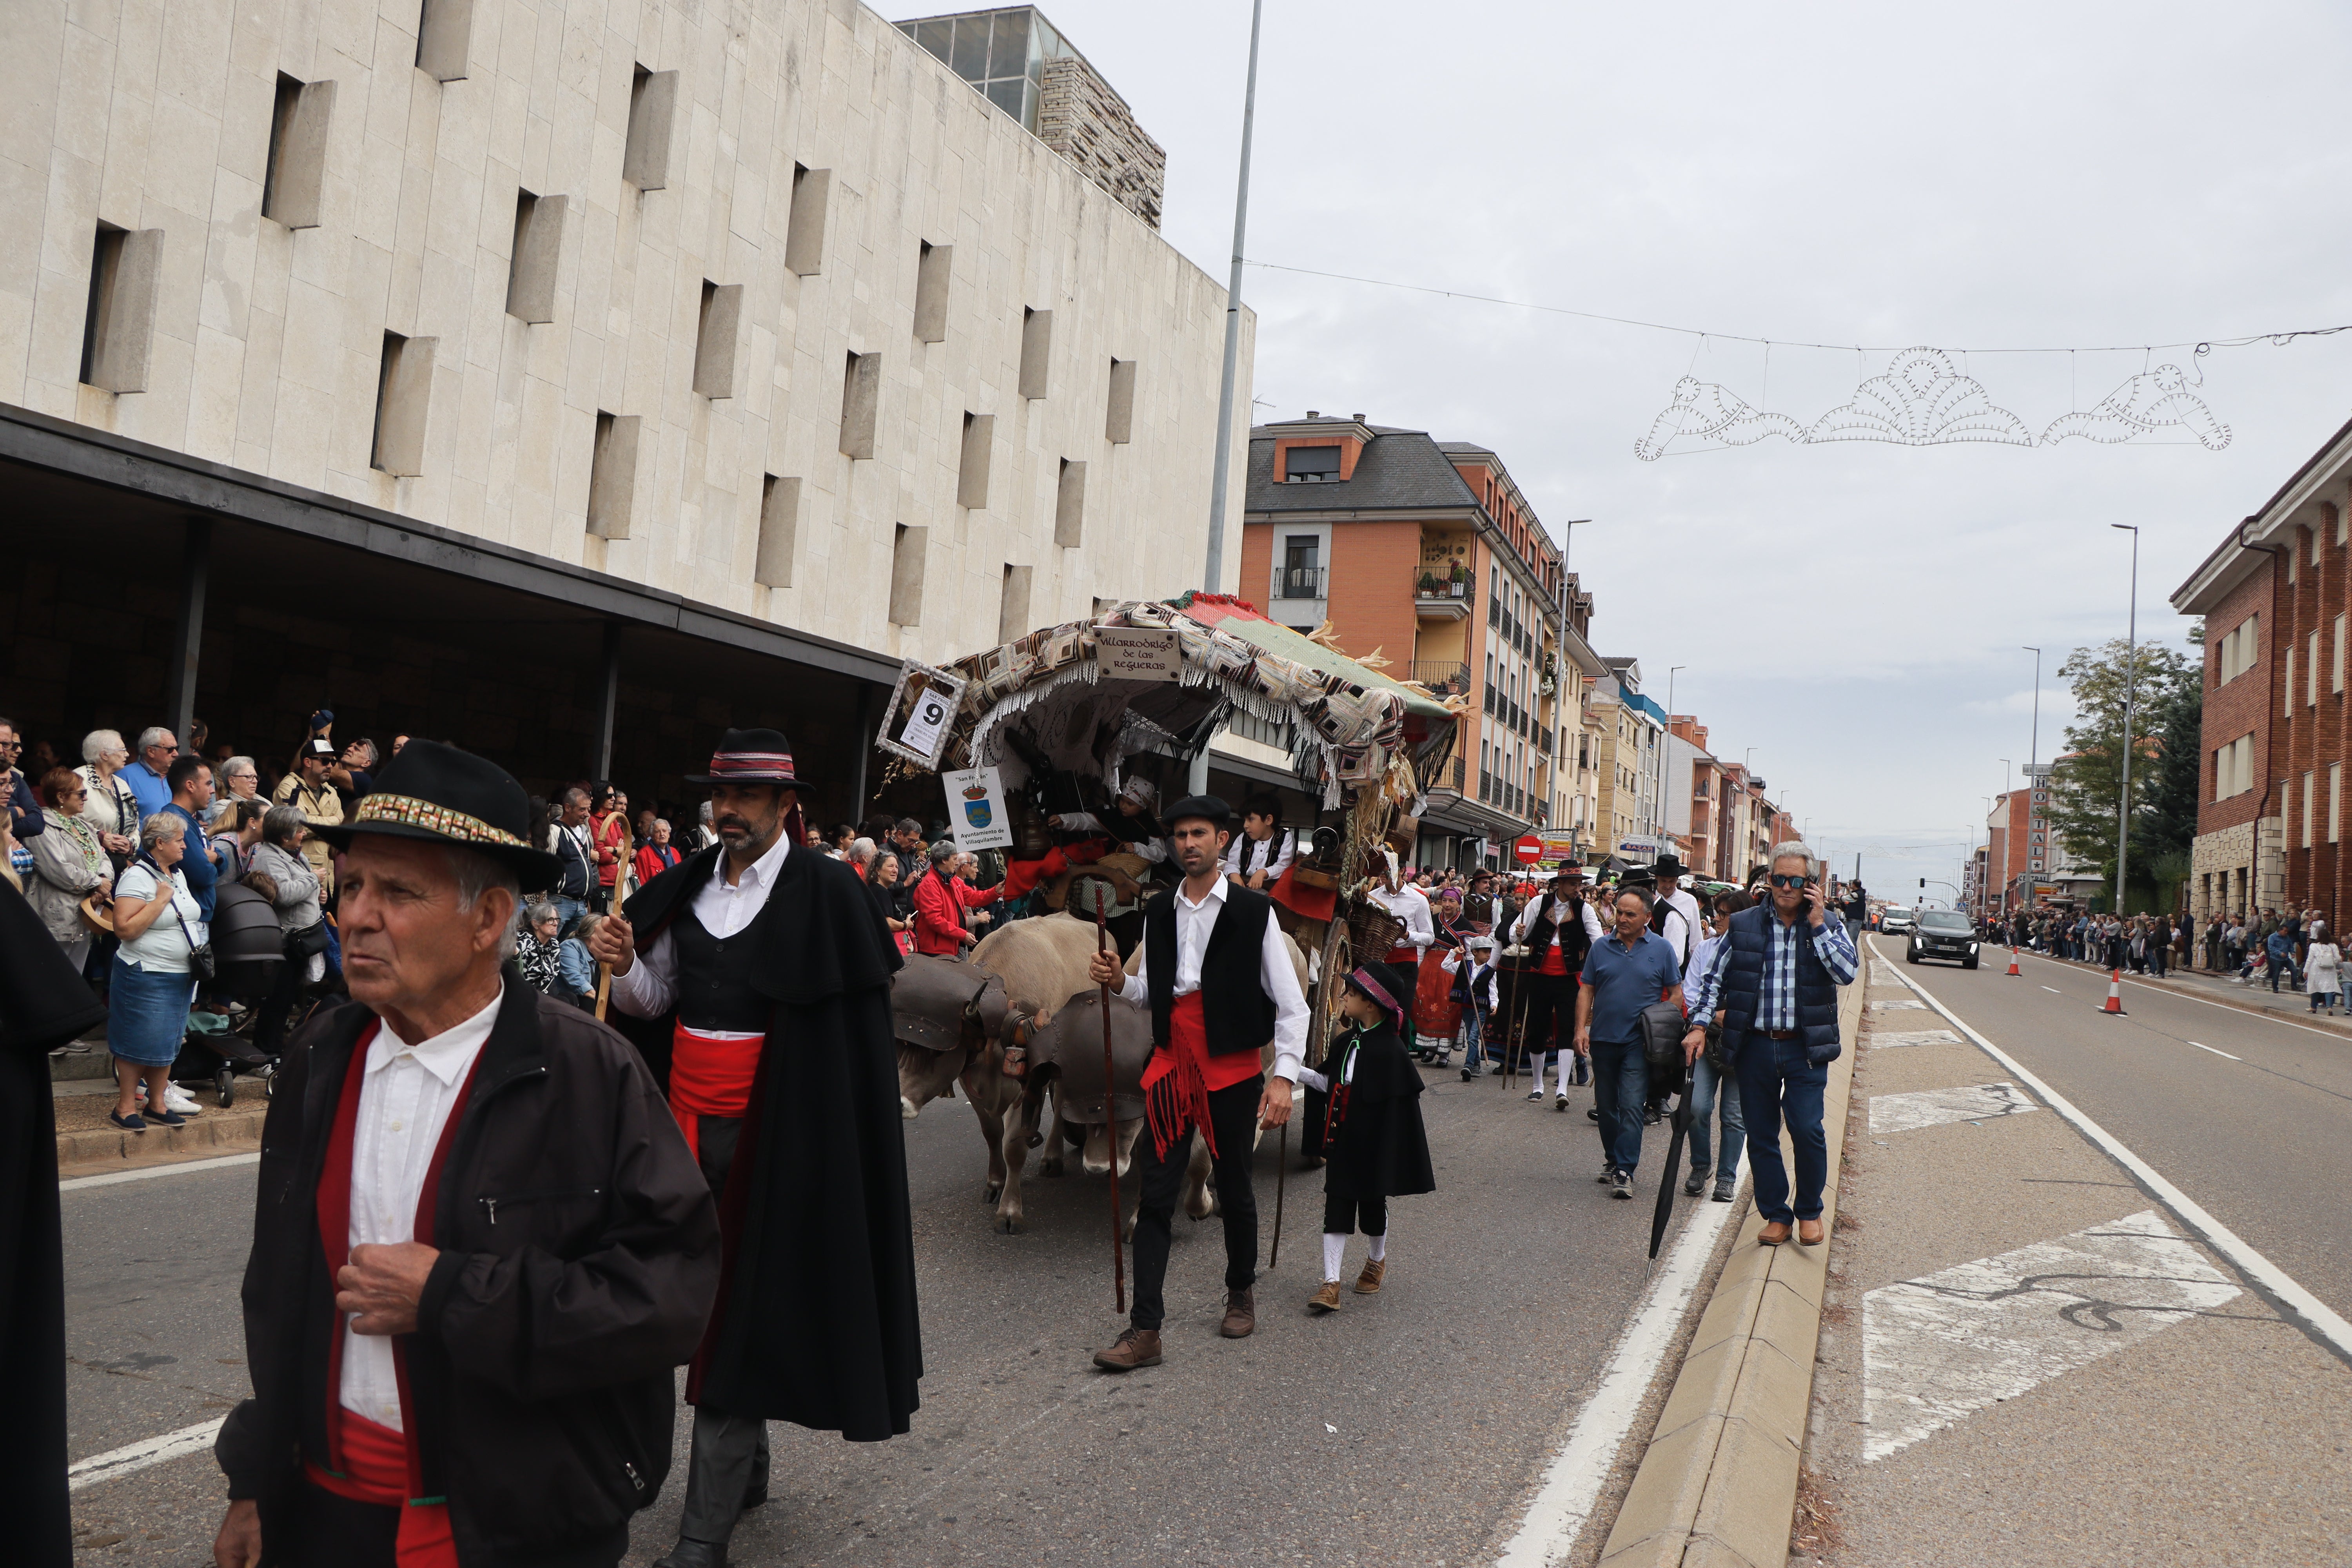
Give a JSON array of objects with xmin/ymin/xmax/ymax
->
[
  {"xmin": 1907, "ymin": 909, "xmax": 1980, "ymax": 969},
  {"xmin": 1881, "ymin": 908, "xmax": 1918, "ymax": 937}
]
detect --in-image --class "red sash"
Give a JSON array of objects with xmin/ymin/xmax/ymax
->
[
  {"xmin": 307, "ymin": 1021, "xmax": 477, "ymax": 1568},
  {"xmin": 1140, "ymin": 993, "xmax": 1258, "ymax": 1160},
  {"xmin": 667, "ymin": 1022, "xmax": 763, "ymax": 1161}
]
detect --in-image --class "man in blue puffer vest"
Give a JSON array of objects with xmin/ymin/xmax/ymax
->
[{"xmin": 1682, "ymin": 842, "xmax": 1858, "ymax": 1247}]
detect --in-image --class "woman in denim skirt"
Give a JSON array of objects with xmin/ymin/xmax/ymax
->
[{"xmin": 106, "ymin": 813, "xmax": 205, "ymax": 1131}]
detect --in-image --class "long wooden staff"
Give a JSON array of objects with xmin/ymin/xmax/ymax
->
[
  {"xmin": 593, "ymin": 962, "xmax": 611, "ymax": 1022},
  {"xmin": 1095, "ymin": 902, "xmax": 1126, "ymax": 1314},
  {"xmin": 1270, "ymin": 1109, "xmax": 1288, "ymax": 1269}
]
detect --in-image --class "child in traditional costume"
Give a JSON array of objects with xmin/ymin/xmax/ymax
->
[{"xmin": 1299, "ymin": 962, "xmax": 1435, "ymax": 1311}]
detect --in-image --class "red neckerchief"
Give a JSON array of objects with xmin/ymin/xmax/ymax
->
[{"xmin": 310, "ymin": 1018, "xmax": 482, "ymax": 1567}]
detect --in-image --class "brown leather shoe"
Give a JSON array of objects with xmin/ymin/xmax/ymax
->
[
  {"xmin": 1796, "ymin": 1218, "xmax": 1826, "ymax": 1246},
  {"xmin": 1091, "ymin": 1327, "xmax": 1162, "ymax": 1371},
  {"xmin": 1353, "ymin": 1257, "xmax": 1386, "ymax": 1294},
  {"xmin": 1220, "ymin": 1288, "xmax": 1256, "ymax": 1338},
  {"xmin": 1308, "ymin": 1279, "xmax": 1343, "ymax": 1312},
  {"xmin": 1758, "ymin": 1221, "xmax": 1793, "ymax": 1246}
]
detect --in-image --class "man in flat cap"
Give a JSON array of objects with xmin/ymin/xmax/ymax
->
[{"xmin": 212, "ymin": 740, "xmax": 719, "ymax": 1568}]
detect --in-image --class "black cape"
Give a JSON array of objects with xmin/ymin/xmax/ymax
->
[
  {"xmin": 0, "ymin": 878, "xmax": 107, "ymax": 1568},
  {"xmin": 1321, "ymin": 1019, "xmax": 1436, "ymax": 1202},
  {"xmin": 613, "ymin": 843, "xmax": 920, "ymax": 1441}
]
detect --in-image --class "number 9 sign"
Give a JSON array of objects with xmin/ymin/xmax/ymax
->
[{"xmin": 875, "ymin": 659, "xmax": 971, "ymax": 771}]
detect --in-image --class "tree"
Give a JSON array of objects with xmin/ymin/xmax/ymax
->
[{"xmin": 2047, "ymin": 636, "xmax": 2196, "ymax": 903}]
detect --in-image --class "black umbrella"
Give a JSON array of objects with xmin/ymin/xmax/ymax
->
[{"xmin": 1648, "ymin": 1064, "xmax": 1697, "ymax": 1261}]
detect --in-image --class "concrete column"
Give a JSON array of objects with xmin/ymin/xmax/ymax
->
[
  {"xmin": 591, "ymin": 622, "xmax": 621, "ymax": 782},
  {"xmin": 164, "ymin": 518, "xmax": 211, "ymax": 745}
]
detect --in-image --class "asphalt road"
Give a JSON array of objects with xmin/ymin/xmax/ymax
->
[
  {"xmin": 61, "ymin": 1054, "xmax": 1723, "ymax": 1566},
  {"xmin": 1884, "ymin": 940, "xmax": 2352, "ymax": 1323}
]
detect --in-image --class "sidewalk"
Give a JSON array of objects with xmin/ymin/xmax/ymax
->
[{"xmin": 49, "ymin": 1024, "xmax": 270, "ymax": 1176}]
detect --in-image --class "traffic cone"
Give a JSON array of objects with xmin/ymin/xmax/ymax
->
[
  {"xmin": 2100, "ymin": 968, "xmax": 2126, "ymax": 1015},
  {"xmin": 2006, "ymin": 947, "xmax": 2021, "ymax": 976}
]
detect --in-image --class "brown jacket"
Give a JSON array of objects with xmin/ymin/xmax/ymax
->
[{"xmin": 271, "ymin": 775, "xmax": 344, "ymax": 894}]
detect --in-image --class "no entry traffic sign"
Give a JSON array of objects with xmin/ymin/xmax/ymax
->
[{"xmin": 1514, "ymin": 834, "xmax": 1543, "ymax": 865}]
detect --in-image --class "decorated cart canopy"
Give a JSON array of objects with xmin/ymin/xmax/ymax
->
[{"xmin": 876, "ymin": 593, "xmax": 1457, "ymax": 808}]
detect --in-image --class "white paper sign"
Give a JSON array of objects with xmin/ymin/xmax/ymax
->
[
  {"xmin": 897, "ymin": 686, "xmax": 955, "ymax": 759},
  {"xmin": 942, "ymin": 766, "xmax": 1013, "ymax": 851},
  {"xmin": 1098, "ymin": 626, "xmax": 1182, "ymax": 681}
]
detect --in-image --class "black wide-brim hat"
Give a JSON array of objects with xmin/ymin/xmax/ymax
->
[
  {"xmin": 1649, "ymin": 854, "xmax": 1690, "ymax": 880},
  {"xmin": 686, "ymin": 726, "xmax": 812, "ymax": 790},
  {"xmin": 1345, "ymin": 960, "xmax": 1412, "ymax": 1027},
  {"xmin": 311, "ymin": 738, "xmax": 563, "ymax": 893}
]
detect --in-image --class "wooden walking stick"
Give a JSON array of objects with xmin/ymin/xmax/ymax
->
[
  {"xmin": 1270, "ymin": 1120, "xmax": 1288, "ymax": 1269},
  {"xmin": 593, "ymin": 962, "xmax": 611, "ymax": 1022},
  {"xmin": 1095, "ymin": 900, "xmax": 1126, "ymax": 1314}
]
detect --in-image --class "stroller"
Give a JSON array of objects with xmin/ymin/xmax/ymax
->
[{"xmin": 166, "ymin": 880, "xmax": 286, "ymax": 1107}]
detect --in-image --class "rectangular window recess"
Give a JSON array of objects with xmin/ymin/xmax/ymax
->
[
  {"xmin": 263, "ymin": 75, "xmax": 335, "ymax": 229},
  {"xmin": 754, "ymin": 475, "xmax": 800, "ymax": 588},
  {"xmin": 999, "ymin": 564, "xmax": 1033, "ymax": 644},
  {"xmin": 694, "ymin": 280, "xmax": 742, "ymax": 398},
  {"xmin": 587, "ymin": 411, "xmax": 641, "ymax": 538},
  {"xmin": 840, "ymin": 351, "xmax": 880, "ymax": 459},
  {"xmin": 913, "ymin": 241, "xmax": 950, "ymax": 341},
  {"xmin": 1105, "ymin": 358, "xmax": 1136, "ymax": 443},
  {"xmin": 1018, "ymin": 307, "xmax": 1051, "ymax": 400},
  {"xmin": 1285, "ymin": 445, "xmax": 1341, "ymax": 481},
  {"xmin": 371, "ymin": 331, "xmax": 436, "ymax": 477},
  {"xmin": 1054, "ymin": 458, "xmax": 1087, "ymax": 548},
  {"xmin": 506, "ymin": 190, "xmax": 564, "ymax": 323},
  {"xmin": 957, "ymin": 412, "xmax": 994, "ymax": 509},
  {"xmin": 624, "ymin": 67, "xmax": 678, "ymax": 190},
  {"xmin": 786, "ymin": 165, "xmax": 830, "ymax": 275},
  {"xmin": 80, "ymin": 224, "xmax": 163, "ymax": 393},
  {"xmin": 889, "ymin": 523, "xmax": 928, "ymax": 627},
  {"xmin": 416, "ymin": 0, "xmax": 474, "ymax": 81}
]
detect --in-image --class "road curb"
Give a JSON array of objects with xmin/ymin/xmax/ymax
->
[
  {"xmin": 56, "ymin": 1100, "xmax": 268, "ymax": 1173},
  {"xmin": 1593, "ymin": 964, "xmax": 1866, "ymax": 1568}
]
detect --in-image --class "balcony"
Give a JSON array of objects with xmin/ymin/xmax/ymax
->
[
  {"xmin": 1277, "ymin": 565, "xmax": 1327, "ymax": 600},
  {"xmin": 1414, "ymin": 573, "xmax": 1472, "ymax": 621},
  {"xmin": 1408, "ymin": 661, "xmax": 1471, "ymax": 699}
]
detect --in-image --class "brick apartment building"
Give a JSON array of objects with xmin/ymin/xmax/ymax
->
[
  {"xmin": 2171, "ymin": 413, "xmax": 2352, "ymax": 934},
  {"xmin": 1241, "ymin": 413, "xmax": 1606, "ymax": 867}
]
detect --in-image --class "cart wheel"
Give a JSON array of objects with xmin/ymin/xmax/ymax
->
[{"xmin": 216, "ymin": 1066, "xmax": 236, "ymax": 1108}]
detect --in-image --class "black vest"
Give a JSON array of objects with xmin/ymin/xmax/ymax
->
[
  {"xmin": 1524, "ymin": 895, "xmax": 1590, "ymax": 972},
  {"xmin": 666, "ymin": 907, "xmax": 771, "ymax": 1033},
  {"xmin": 1231, "ymin": 826, "xmax": 1290, "ymax": 878},
  {"xmin": 1145, "ymin": 884, "xmax": 1278, "ymax": 1058}
]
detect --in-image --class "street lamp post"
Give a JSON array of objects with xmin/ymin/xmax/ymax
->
[
  {"xmin": 2112, "ymin": 524, "xmax": 2140, "ymax": 916},
  {"xmin": 1200, "ymin": 0, "xmax": 1264, "ymax": 601}
]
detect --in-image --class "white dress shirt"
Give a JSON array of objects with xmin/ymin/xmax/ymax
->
[
  {"xmin": 1110, "ymin": 875, "xmax": 1308, "ymax": 1083},
  {"xmin": 341, "ymin": 985, "xmax": 503, "ymax": 1429},
  {"xmin": 1366, "ymin": 882, "xmax": 1435, "ymax": 957},
  {"xmin": 1512, "ymin": 893, "xmax": 1598, "ymax": 958},
  {"xmin": 1656, "ymin": 883, "xmax": 1704, "ymax": 968},
  {"xmin": 1221, "ymin": 825, "xmax": 1295, "ymax": 884},
  {"xmin": 610, "ymin": 831, "xmax": 791, "ymax": 1036}
]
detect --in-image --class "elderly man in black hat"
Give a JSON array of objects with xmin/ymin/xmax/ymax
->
[
  {"xmin": 588, "ymin": 728, "xmax": 916, "ymax": 1568},
  {"xmin": 1085, "ymin": 794, "xmax": 1308, "ymax": 1370},
  {"xmin": 1507, "ymin": 864, "xmax": 1603, "ymax": 1106},
  {"xmin": 211, "ymin": 740, "xmax": 719, "ymax": 1568}
]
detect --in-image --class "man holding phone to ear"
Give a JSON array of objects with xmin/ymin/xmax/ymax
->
[{"xmin": 1682, "ymin": 843, "xmax": 1857, "ymax": 1246}]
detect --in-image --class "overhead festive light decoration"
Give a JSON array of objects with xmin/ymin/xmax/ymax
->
[{"xmin": 1635, "ymin": 346, "xmax": 2230, "ymax": 460}]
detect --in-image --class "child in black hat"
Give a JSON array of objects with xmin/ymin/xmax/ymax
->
[{"xmin": 1299, "ymin": 960, "xmax": 1435, "ymax": 1312}]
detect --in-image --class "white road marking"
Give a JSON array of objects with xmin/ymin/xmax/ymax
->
[
  {"xmin": 1863, "ymin": 1211, "xmax": 2237, "ymax": 1462},
  {"xmin": 1865, "ymin": 1029, "xmax": 1963, "ymax": 1049},
  {"xmin": 1878, "ymin": 958, "xmax": 2352, "ymax": 1363},
  {"xmin": 2042, "ymin": 985, "xmax": 2062, "ymax": 994},
  {"xmin": 68, "ymin": 1417, "xmax": 227, "ymax": 1490},
  {"xmin": 1870, "ymin": 999, "xmax": 1928, "ymax": 1011},
  {"xmin": 2189, "ymin": 1042, "xmax": 2242, "ymax": 1061},
  {"xmin": 59, "ymin": 1152, "xmax": 261, "ymax": 1192},
  {"xmin": 1493, "ymin": 1162, "xmax": 1750, "ymax": 1567},
  {"xmin": 1870, "ymin": 1082, "xmax": 2037, "ymax": 1136}
]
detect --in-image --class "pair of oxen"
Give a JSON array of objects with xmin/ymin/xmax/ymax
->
[{"xmin": 891, "ymin": 913, "xmax": 1310, "ymax": 1235}]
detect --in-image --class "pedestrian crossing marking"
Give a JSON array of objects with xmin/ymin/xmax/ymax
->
[
  {"xmin": 1869, "ymin": 999, "xmax": 1928, "ymax": 1011},
  {"xmin": 1864, "ymin": 1029, "xmax": 1964, "ymax": 1049},
  {"xmin": 1862, "ymin": 1210, "xmax": 2238, "ymax": 1462},
  {"xmin": 1869, "ymin": 1082, "xmax": 2036, "ymax": 1135}
]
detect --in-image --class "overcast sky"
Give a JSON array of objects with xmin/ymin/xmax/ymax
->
[{"xmin": 1034, "ymin": 0, "xmax": 2352, "ymax": 897}]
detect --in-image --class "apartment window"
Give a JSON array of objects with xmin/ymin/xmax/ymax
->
[
  {"xmin": 786, "ymin": 165, "xmax": 830, "ymax": 274},
  {"xmin": 840, "ymin": 351, "xmax": 880, "ymax": 458},
  {"xmin": 753, "ymin": 475, "xmax": 799, "ymax": 588},
  {"xmin": 2310, "ymin": 629, "xmax": 2322, "ymax": 706},
  {"xmin": 2332, "ymin": 763, "xmax": 2342, "ymax": 844},
  {"xmin": 2304, "ymin": 771, "xmax": 2316, "ymax": 849},
  {"xmin": 623, "ymin": 67, "xmax": 678, "ymax": 189},
  {"xmin": 2336, "ymin": 613, "xmax": 2346, "ymax": 695},
  {"xmin": 1284, "ymin": 445, "xmax": 1341, "ymax": 483},
  {"xmin": 263, "ymin": 74, "xmax": 335, "ymax": 229},
  {"xmin": 2286, "ymin": 649, "xmax": 2296, "ymax": 718},
  {"xmin": 1281, "ymin": 535, "xmax": 1320, "ymax": 599},
  {"xmin": 370, "ymin": 331, "xmax": 436, "ymax": 476},
  {"xmin": 586, "ymin": 411, "xmax": 640, "ymax": 538},
  {"xmin": 1105, "ymin": 358, "xmax": 1136, "ymax": 443},
  {"xmin": 505, "ymin": 190, "xmax": 563, "ymax": 322},
  {"xmin": 416, "ymin": 0, "xmax": 474, "ymax": 81},
  {"xmin": 2289, "ymin": 545, "xmax": 2298, "ymax": 585},
  {"xmin": 957, "ymin": 413, "xmax": 994, "ymax": 508},
  {"xmin": 889, "ymin": 524, "xmax": 927, "ymax": 626},
  {"xmin": 1018, "ymin": 307, "xmax": 1052, "ymax": 399},
  {"xmin": 78, "ymin": 224, "xmax": 163, "ymax": 392},
  {"xmin": 693, "ymin": 280, "xmax": 742, "ymax": 398},
  {"xmin": 998, "ymin": 564, "xmax": 1033, "ymax": 644},
  {"xmin": 1054, "ymin": 459, "xmax": 1087, "ymax": 547},
  {"xmin": 913, "ymin": 241, "xmax": 951, "ymax": 341}
]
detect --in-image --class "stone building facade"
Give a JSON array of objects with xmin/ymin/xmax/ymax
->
[{"xmin": 0, "ymin": 0, "xmax": 1248, "ymax": 811}]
